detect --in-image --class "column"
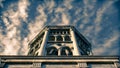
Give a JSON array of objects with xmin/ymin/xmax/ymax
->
[
  {"xmin": 70, "ymin": 28, "xmax": 80, "ymax": 56},
  {"xmin": 62, "ymin": 35, "xmax": 65, "ymax": 41},
  {"xmin": 58, "ymin": 48, "xmax": 61, "ymax": 56},
  {"xmin": 54, "ymin": 35, "xmax": 57, "ymax": 42},
  {"xmin": 38, "ymin": 29, "xmax": 49, "ymax": 56}
]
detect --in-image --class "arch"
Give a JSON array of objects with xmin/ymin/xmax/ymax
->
[
  {"xmin": 34, "ymin": 52, "xmax": 39, "ymax": 56},
  {"xmin": 57, "ymin": 36, "xmax": 63, "ymax": 41},
  {"xmin": 64, "ymin": 36, "xmax": 71, "ymax": 41},
  {"xmin": 60, "ymin": 46, "xmax": 72, "ymax": 56},
  {"xmin": 46, "ymin": 46, "xmax": 58, "ymax": 56},
  {"xmin": 35, "ymin": 44, "xmax": 39, "ymax": 50},
  {"xmin": 49, "ymin": 36, "xmax": 55, "ymax": 41},
  {"xmin": 28, "ymin": 48, "xmax": 34, "ymax": 56},
  {"xmin": 47, "ymin": 44, "xmax": 60, "ymax": 49}
]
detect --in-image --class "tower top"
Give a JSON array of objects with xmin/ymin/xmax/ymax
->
[{"xmin": 28, "ymin": 25, "xmax": 92, "ymax": 56}]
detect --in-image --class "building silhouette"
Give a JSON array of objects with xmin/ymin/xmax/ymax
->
[{"xmin": 0, "ymin": 25, "xmax": 119, "ymax": 68}]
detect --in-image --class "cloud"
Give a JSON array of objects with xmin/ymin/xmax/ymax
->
[
  {"xmin": 0, "ymin": 0, "xmax": 4, "ymax": 8},
  {"xmin": 54, "ymin": 7, "xmax": 70, "ymax": 25},
  {"xmin": 18, "ymin": 0, "xmax": 30, "ymax": 21},
  {"xmin": 0, "ymin": 0, "xmax": 30, "ymax": 55},
  {"xmin": 93, "ymin": 31, "xmax": 119, "ymax": 55},
  {"xmin": 0, "ymin": 41, "xmax": 5, "ymax": 54},
  {"xmin": 61, "ymin": 13, "xmax": 69, "ymax": 25},
  {"xmin": 63, "ymin": 0, "xmax": 73, "ymax": 10},
  {"xmin": 43, "ymin": 0, "xmax": 55, "ymax": 14},
  {"xmin": 94, "ymin": 1, "xmax": 116, "ymax": 33},
  {"xmin": 36, "ymin": 5, "xmax": 47, "ymax": 23},
  {"xmin": 28, "ymin": 5, "xmax": 47, "ymax": 40},
  {"xmin": 0, "ymin": 0, "xmax": 119, "ymax": 56}
]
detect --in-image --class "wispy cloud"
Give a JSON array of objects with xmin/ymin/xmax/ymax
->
[
  {"xmin": 18, "ymin": 0, "xmax": 30, "ymax": 21},
  {"xmin": 0, "ymin": 0, "xmax": 30, "ymax": 55},
  {"xmin": 0, "ymin": 0, "xmax": 119, "ymax": 55},
  {"xmin": 93, "ymin": 31, "xmax": 119, "ymax": 55},
  {"xmin": 0, "ymin": 0, "xmax": 4, "ymax": 8},
  {"xmin": 94, "ymin": 1, "xmax": 116, "ymax": 33},
  {"xmin": 61, "ymin": 13, "xmax": 70, "ymax": 25},
  {"xmin": 28, "ymin": 5, "xmax": 47, "ymax": 41}
]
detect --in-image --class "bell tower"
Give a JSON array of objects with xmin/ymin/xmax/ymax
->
[
  {"xmin": 0, "ymin": 25, "xmax": 119, "ymax": 68},
  {"xmin": 28, "ymin": 25, "xmax": 92, "ymax": 56}
]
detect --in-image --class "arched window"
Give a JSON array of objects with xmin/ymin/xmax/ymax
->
[
  {"xmin": 35, "ymin": 44, "xmax": 39, "ymax": 50},
  {"xmin": 34, "ymin": 52, "xmax": 39, "ymax": 56},
  {"xmin": 57, "ymin": 36, "xmax": 63, "ymax": 41},
  {"xmin": 64, "ymin": 36, "xmax": 71, "ymax": 41},
  {"xmin": 28, "ymin": 48, "xmax": 34, "ymax": 56},
  {"xmin": 46, "ymin": 47, "xmax": 58, "ymax": 56},
  {"xmin": 61, "ymin": 47, "xmax": 72, "ymax": 56},
  {"xmin": 49, "ymin": 36, "xmax": 55, "ymax": 41}
]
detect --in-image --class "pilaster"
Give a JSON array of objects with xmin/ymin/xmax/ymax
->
[
  {"xmin": 70, "ymin": 28, "xmax": 80, "ymax": 56},
  {"xmin": 38, "ymin": 29, "xmax": 49, "ymax": 56}
]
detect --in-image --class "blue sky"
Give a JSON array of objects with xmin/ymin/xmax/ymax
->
[{"xmin": 0, "ymin": 0, "xmax": 120, "ymax": 55}]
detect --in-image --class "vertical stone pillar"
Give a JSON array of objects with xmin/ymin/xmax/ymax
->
[
  {"xmin": 70, "ymin": 28, "xmax": 80, "ymax": 56},
  {"xmin": 62, "ymin": 35, "xmax": 65, "ymax": 41},
  {"xmin": 54, "ymin": 35, "xmax": 57, "ymax": 42},
  {"xmin": 58, "ymin": 48, "xmax": 61, "ymax": 56},
  {"xmin": 38, "ymin": 29, "xmax": 49, "ymax": 56}
]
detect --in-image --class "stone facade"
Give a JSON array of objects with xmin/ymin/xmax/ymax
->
[{"xmin": 28, "ymin": 26, "xmax": 92, "ymax": 56}]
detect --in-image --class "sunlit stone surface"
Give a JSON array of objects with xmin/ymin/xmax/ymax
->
[{"xmin": 28, "ymin": 25, "xmax": 92, "ymax": 56}]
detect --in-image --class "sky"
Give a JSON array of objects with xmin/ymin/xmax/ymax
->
[{"xmin": 0, "ymin": 0, "xmax": 120, "ymax": 56}]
